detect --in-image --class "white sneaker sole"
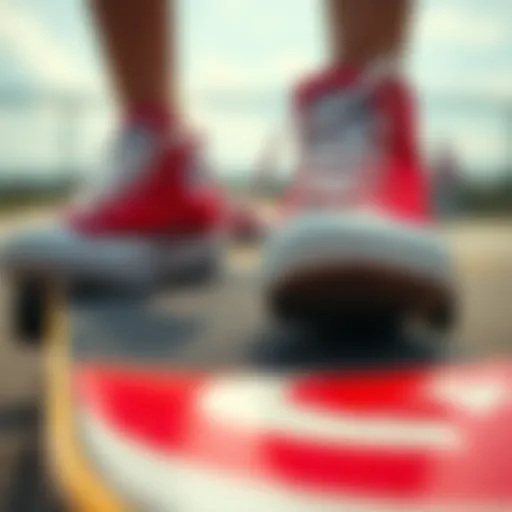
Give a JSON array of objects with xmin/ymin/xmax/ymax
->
[
  {"xmin": 262, "ymin": 211, "xmax": 455, "ymax": 327},
  {"xmin": 1, "ymin": 223, "xmax": 226, "ymax": 292}
]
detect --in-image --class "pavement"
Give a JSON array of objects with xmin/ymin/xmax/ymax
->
[{"xmin": 0, "ymin": 209, "xmax": 510, "ymax": 510}]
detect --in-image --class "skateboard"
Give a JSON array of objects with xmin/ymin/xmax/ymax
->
[{"xmin": 10, "ymin": 263, "xmax": 512, "ymax": 511}]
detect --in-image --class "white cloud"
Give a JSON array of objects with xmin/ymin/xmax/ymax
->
[
  {"xmin": 0, "ymin": 3, "xmax": 100, "ymax": 92},
  {"xmin": 215, "ymin": 0, "xmax": 248, "ymax": 22},
  {"xmin": 263, "ymin": 52, "xmax": 319, "ymax": 86},
  {"xmin": 417, "ymin": 4, "xmax": 507, "ymax": 47},
  {"xmin": 185, "ymin": 55, "xmax": 252, "ymax": 94},
  {"xmin": 412, "ymin": 66, "xmax": 512, "ymax": 100},
  {"xmin": 185, "ymin": 50, "xmax": 318, "ymax": 102},
  {"xmin": 0, "ymin": 107, "xmax": 60, "ymax": 170},
  {"xmin": 471, "ymin": 71, "xmax": 512, "ymax": 98},
  {"xmin": 187, "ymin": 102, "xmax": 275, "ymax": 172}
]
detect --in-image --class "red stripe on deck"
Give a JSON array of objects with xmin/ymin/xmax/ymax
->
[
  {"xmin": 73, "ymin": 363, "xmax": 512, "ymax": 503},
  {"xmin": 290, "ymin": 369, "xmax": 449, "ymax": 420},
  {"xmin": 75, "ymin": 365, "xmax": 206, "ymax": 452},
  {"xmin": 74, "ymin": 366, "xmax": 440, "ymax": 499}
]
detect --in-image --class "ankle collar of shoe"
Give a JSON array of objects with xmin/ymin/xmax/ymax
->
[
  {"xmin": 327, "ymin": 54, "xmax": 402, "ymax": 89},
  {"xmin": 296, "ymin": 54, "xmax": 403, "ymax": 104},
  {"xmin": 360, "ymin": 54, "xmax": 402, "ymax": 89},
  {"xmin": 124, "ymin": 104, "xmax": 175, "ymax": 134}
]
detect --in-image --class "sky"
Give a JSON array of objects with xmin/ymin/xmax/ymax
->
[{"xmin": 0, "ymin": 0, "xmax": 511, "ymax": 182}]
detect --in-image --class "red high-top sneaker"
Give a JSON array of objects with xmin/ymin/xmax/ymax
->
[
  {"xmin": 1, "ymin": 113, "xmax": 227, "ymax": 290},
  {"xmin": 262, "ymin": 63, "xmax": 455, "ymax": 328}
]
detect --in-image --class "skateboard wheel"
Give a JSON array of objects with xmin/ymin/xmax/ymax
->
[
  {"xmin": 269, "ymin": 290, "xmax": 402, "ymax": 332},
  {"xmin": 12, "ymin": 277, "xmax": 49, "ymax": 346},
  {"xmin": 267, "ymin": 264, "xmax": 456, "ymax": 335},
  {"xmin": 428, "ymin": 297, "xmax": 457, "ymax": 331}
]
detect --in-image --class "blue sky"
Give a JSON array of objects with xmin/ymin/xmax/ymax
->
[{"xmin": 0, "ymin": 0, "xmax": 511, "ymax": 181}]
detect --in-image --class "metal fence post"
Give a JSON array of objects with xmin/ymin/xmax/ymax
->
[{"xmin": 57, "ymin": 94, "xmax": 81, "ymax": 183}]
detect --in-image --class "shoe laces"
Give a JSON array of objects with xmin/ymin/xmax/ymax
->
[
  {"xmin": 73, "ymin": 124, "xmax": 161, "ymax": 211},
  {"xmin": 255, "ymin": 57, "xmax": 399, "ymax": 212}
]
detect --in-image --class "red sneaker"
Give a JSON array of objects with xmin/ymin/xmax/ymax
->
[
  {"xmin": 2, "ymin": 115, "xmax": 227, "ymax": 290},
  {"xmin": 262, "ymin": 63, "xmax": 455, "ymax": 328}
]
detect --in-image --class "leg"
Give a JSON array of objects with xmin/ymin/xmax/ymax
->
[
  {"xmin": 263, "ymin": 0, "xmax": 454, "ymax": 333},
  {"xmin": 89, "ymin": 0, "xmax": 176, "ymax": 126},
  {"xmin": 2, "ymin": 0, "xmax": 224, "ymax": 291},
  {"xmin": 325, "ymin": 0, "xmax": 411, "ymax": 65}
]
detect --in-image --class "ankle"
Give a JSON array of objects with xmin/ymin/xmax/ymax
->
[{"xmin": 123, "ymin": 103, "xmax": 176, "ymax": 134}]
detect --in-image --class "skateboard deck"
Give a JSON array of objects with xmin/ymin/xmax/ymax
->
[{"xmin": 47, "ymin": 270, "xmax": 512, "ymax": 512}]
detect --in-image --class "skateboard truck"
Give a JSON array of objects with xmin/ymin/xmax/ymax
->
[{"xmin": 9, "ymin": 274, "xmax": 151, "ymax": 347}]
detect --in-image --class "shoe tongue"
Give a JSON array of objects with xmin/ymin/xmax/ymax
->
[
  {"xmin": 72, "ymin": 123, "xmax": 163, "ymax": 212},
  {"xmin": 296, "ymin": 87, "xmax": 383, "ymax": 208},
  {"xmin": 109, "ymin": 124, "xmax": 160, "ymax": 187},
  {"xmin": 295, "ymin": 56, "xmax": 404, "ymax": 208}
]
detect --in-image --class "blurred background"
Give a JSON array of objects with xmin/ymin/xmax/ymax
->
[{"xmin": 0, "ymin": 0, "xmax": 511, "ymax": 214}]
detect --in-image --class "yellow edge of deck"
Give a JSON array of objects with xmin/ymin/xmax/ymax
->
[{"xmin": 44, "ymin": 294, "xmax": 127, "ymax": 512}]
